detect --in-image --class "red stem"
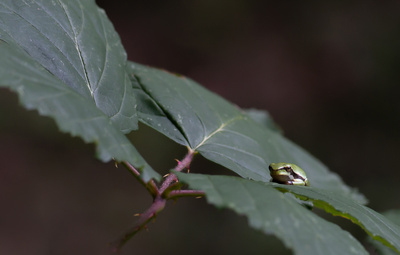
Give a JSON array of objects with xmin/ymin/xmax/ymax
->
[
  {"xmin": 159, "ymin": 150, "xmax": 195, "ymax": 194},
  {"xmin": 112, "ymin": 195, "xmax": 166, "ymax": 252},
  {"xmin": 122, "ymin": 161, "xmax": 159, "ymax": 197},
  {"xmin": 167, "ymin": 189, "xmax": 205, "ymax": 199},
  {"xmin": 114, "ymin": 149, "xmax": 198, "ymax": 252}
]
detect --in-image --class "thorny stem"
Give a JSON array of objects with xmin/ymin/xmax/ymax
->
[
  {"xmin": 112, "ymin": 196, "xmax": 166, "ymax": 253},
  {"xmin": 159, "ymin": 149, "xmax": 196, "ymax": 194},
  {"xmin": 121, "ymin": 161, "xmax": 159, "ymax": 198},
  {"xmin": 168, "ymin": 189, "xmax": 205, "ymax": 199},
  {"xmin": 113, "ymin": 149, "xmax": 199, "ymax": 252}
]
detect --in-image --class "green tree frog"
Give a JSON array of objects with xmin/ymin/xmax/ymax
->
[{"xmin": 269, "ymin": 163, "xmax": 310, "ymax": 186}]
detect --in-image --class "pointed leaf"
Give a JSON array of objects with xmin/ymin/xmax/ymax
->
[
  {"xmin": 0, "ymin": 0, "xmax": 159, "ymax": 181},
  {"xmin": 176, "ymin": 173, "xmax": 368, "ymax": 255},
  {"xmin": 128, "ymin": 62, "xmax": 365, "ymax": 202}
]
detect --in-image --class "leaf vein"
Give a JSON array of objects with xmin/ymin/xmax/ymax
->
[
  {"xmin": 58, "ymin": 0, "xmax": 93, "ymax": 97},
  {"xmin": 2, "ymin": 1, "xmax": 87, "ymax": 84},
  {"xmin": 201, "ymin": 150, "xmax": 268, "ymax": 180},
  {"xmin": 194, "ymin": 115, "xmax": 244, "ymax": 150},
  {"xmin": 199, "ymin": 142, "xmax": 266, "ymax": 163},
  {"xmin": 91, "ymin": 9, "xmax": 108, "ymax": 95}
]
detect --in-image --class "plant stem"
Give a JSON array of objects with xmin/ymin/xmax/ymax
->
[
  {"xmin": 167, "ymin": 189, "xmax": 205, "ymax": 199},
  {"xmin": 114, "ymin": 148, "xmax": 198, "ymax": 251},
  {"xmin": 159, "ymin": 149, "xmax": 195, "ymax": 194},
  {"xmin": 122, "ymin": 161, "xmax": 159, "ymax": 198},
  {"xmin": 111, "ymin": 195, "xmax": 166, "ymax": 253}
]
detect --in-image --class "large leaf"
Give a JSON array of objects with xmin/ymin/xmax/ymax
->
[
  {"xmin": 128, "ymin": 62, "xmax": 365, "ymax": 202},
  {"xmin": 275, "ymin": 185, "xmax": 400, "ymax": 254},
  {"xmin": 368, "ymin": 210, "xmax": 400, "ymax": 255},
  {"xmin": 0, "ymin": 0, "xmax": 159, "ymax": 181},
  {"xmin": 176, "ymin": 173, "xmax": 369, "ymax": 255},
  {"xmin": 0, "ymin": 0, "xmax": 136, "ymax": 132}
]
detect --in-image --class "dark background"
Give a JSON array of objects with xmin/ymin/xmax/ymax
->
[{"xmin": 1, "ymin": 1, "xmax": 400, "ymax": 254}]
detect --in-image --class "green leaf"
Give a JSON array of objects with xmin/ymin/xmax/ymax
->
[
  {"xmin": 0, "ymin": 0, "xmax": 159, "ymax": 181},
  {"xmin": 245, "ymin": 108, "xmax": 282, "ymax": 134},
  {"xmin": 176, "ymin": 173, "xmax": 369, "ymax": 255},
  {"xmin": 0, "ymin": 0, "xmax": 136, "ymax": 132},
  {"xmin": 128, "ymin": 62, "xmax": 365, "ymax": 202},
  {"xmin": 266, "ymin": 185, "xmax": 400, "ymax": 254},
  {"xmin": 368, "ymin": 210, "xmax": 400, "ymax": 255}
]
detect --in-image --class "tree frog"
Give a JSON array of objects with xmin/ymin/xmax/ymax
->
[{"xmin": 269, "ymin": 162, "xmax": 310, "ymax": 186}]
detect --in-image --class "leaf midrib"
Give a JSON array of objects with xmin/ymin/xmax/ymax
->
[
  {"xmin": 193, "ymin": 115, "xmax": 244, "ymax": 150},
  {"xmin": 59, "ymin": 0, "xmax": 93, "ymax": 97}
]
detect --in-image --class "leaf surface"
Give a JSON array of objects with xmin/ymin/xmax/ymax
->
[
  {"xmin": 129, "ymin": 62, "xmax": 365, "ymax": 202},
  {"xmin": 0, "ymin": 0, "xmax": 159, "ymax": 181},
  {"xmin": 176, "ymin": 173, "xmax": 368, "ymax": 255},
  {"xmin": 0, "ymin": 0, "xmax": 136, "ymax": 132},
  {"xmin": 367, "ymin": 210, "xmax": 400, "ymax": 255},
  {"xmin": 279, "ymin": 186, "xmax": 400, "ymax": 254},
  {"xmin": 245, "ymin": 108, "xmax": 282, "ymax": 134}
]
